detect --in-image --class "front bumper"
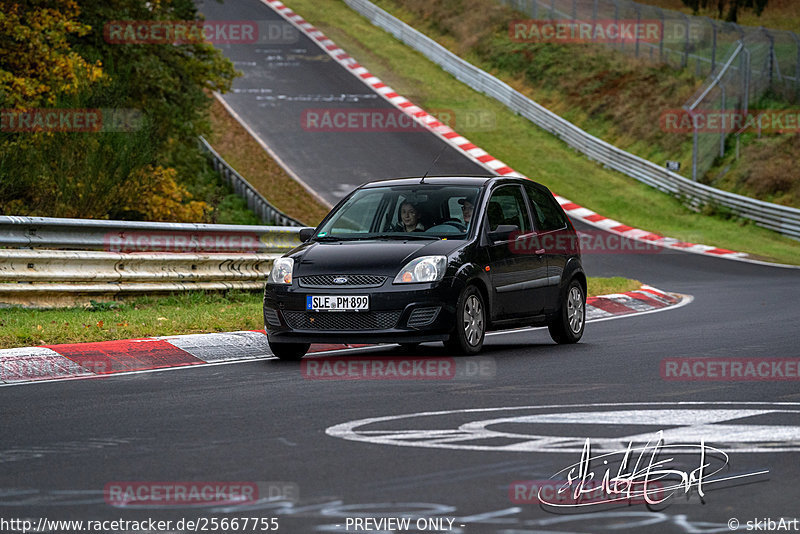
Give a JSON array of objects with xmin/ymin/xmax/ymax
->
[{"xmin": 264, "ymin": 278, "xmax": 458, "ymax": 344}]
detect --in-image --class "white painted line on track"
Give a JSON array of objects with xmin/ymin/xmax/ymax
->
[{"xmin": 325, "ymin": 402, "xmax": 800, "ymax": 453}]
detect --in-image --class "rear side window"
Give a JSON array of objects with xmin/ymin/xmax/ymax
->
[{"xmin": 525, "ymin": 184, "xmax": 568, "ymax": 232}]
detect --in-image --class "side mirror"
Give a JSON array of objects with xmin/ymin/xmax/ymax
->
[
  {"xmin": 298, "ymin": 227, "xmax": 316, "ymax": 242},
  {"xmin": 488, "ymin": 224, "xmax": 520, "ymax": 243}
]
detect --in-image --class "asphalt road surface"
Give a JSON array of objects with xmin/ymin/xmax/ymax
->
[{"xmin": 1, "ymin": 1, "xmax": 798, "ymax": 533}]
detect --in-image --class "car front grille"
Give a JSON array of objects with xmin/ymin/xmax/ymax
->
[
  {"xmin": 298, "ymin": 274, "xmax": 387, "ymax": 288},
  {"xmin": 283, "ymin": 311, "xmax": 402, "ymax": 331},
  {"xmin": 407, "ymin": 306, "xmax": 441, "ymax": 328}
]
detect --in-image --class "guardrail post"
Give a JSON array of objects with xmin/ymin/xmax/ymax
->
[
  {"xmin": 763, "ymin": 27, "xmax": 775, "ymax": 87},
  {"xmin": 709, "ymin": 18, "xmax": 717, "ymax": 73},
  {"xmin": 743, "ymin": 48, "xmax": 751, "ymax": 112},
  {"xmin": 634, "ymin": 5, "xmax": 641, "ymax": 58},
  {"xmin": 793, "ymin": 32, "xmax": 800, "ymax": 102},
  {"xmin": 681, "ymin": 12, "xmax": 690, "ymax": 69},
  {"xmin": 686, "ymin": 106, "xmax": 698, "ymax": 182},
  {"xmin": 720, "ymin": 85, "xmax": 726, "ymax": 158}
]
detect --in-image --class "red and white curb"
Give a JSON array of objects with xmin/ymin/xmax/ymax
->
[
  {"xmin": 261, "ymin": 0, "xmax": 770, "ymax": 264},
  {"xmin": 585, "ymin": 284, "xmax": 684, "ymax": 319},
  {"xmin": 0, "ymin": 333, "xmax": 365, "ymax": 386},
  {"xmin": 0, "ymin": 286, "xmax": 689, "ymax": 386}
]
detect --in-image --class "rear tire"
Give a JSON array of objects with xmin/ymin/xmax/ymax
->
[
  {"xmin": 268, "ymin": 340, "xmax": 310, "ymax": 361},
  {"xmin": 548, "ymin": 279, "xmax": 585, "ymax": 344},
  {"xmin": 444, "ymin": 285, "xmax": 485, "ymax": 355}
]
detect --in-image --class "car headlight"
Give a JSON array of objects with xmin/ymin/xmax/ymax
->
[
  {"xmin": 393, "ymin": 255, "xmax": 447, "ymax": 284},
  {"xmin": 269, "ymin": 258, "xmax": 294, "ymax": 285}
]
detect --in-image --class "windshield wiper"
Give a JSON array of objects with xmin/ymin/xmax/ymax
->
[
  {"xmin": 371, "ymin": 234, "xmax": 440, "ymax": 240},
  {"xmin": 313, "ymin": 235, "xmax": 361, "ymax": 242}
]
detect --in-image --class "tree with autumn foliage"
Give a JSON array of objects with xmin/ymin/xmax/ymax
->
[
  {"xmin": 0, "ymin": 0, "xmax": 238, "ymax": 222},
  {"xmin": 0, "ymin": 0, "xmax": 103, "ymax": 109}
]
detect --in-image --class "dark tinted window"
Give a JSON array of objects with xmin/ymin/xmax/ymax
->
[
  {"xmin": 485, "ymin": 185, "xmax": 531, "ymax": 233},
  {"xmin": 525, "ymin": 184, "xmax": 568, "ymax": 231}
]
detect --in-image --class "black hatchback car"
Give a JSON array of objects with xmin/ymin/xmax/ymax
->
[{"xmin": 264, "ymin": 176, "xmax": 586, "ymax": 360}]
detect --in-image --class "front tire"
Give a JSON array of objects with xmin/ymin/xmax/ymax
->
[
  {"xmin": 548, "ymin": 279, "xmax": 585, "ymax": 344},
  {"xmin": 268, "ymin": 340, "xmax": 310, "ymax": 361},
  {"xmin": 444, "ymin": 285, "xmax": 485, "ymax": 355}
]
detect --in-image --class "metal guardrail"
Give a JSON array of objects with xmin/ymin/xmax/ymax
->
[
  {"xmin": 344, "ymin": 0, "xmax": 800, "ymax": 240},
  {"xmin": 0, "ymin": 217, "xmax": 304, "ymax": 307},
  {"xmin": 198, "ymin": 136, "xmax": 305, "ymax": 227},
  {"xmin": 0, "ymin": 216, "xmax": 303, "ymax": 252}
]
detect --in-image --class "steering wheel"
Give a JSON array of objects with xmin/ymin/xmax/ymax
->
[{"xmin": 437, "ymin": 219, "xmax": 468, "ymax": 232}]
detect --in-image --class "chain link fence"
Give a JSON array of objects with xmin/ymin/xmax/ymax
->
[{"xmin": 500, "ymin": 0, "xmax": 800, "ymax": 181}]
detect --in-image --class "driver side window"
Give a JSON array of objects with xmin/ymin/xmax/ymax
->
[{"xmin": 485, "ymin": 186, "xmax": 531, "ymax": 233}]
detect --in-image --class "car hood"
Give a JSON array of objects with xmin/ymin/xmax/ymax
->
[{"xmin": 290, "ymin": 239, "xmax": 463, "ymax": 276}]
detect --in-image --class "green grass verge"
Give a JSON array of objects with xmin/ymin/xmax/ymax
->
[
  {"xmin": 279, "ymin": 0, "xmax": 800, "ymax": 265},
  {"xmin": 588, "ymin": 276, "xmax": 642, "ymax": 296},
  {"xmin": 0, "ymin": 291, "xmax": 263, "ymax": 349},
  {"xmin": 0, "ymin": 277, "xmax": 636, "ymax": 349}
]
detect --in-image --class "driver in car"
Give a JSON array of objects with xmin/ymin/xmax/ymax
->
[{"xmin": 458, "ymin": 197, "xmax": 474, "ymax": 228}]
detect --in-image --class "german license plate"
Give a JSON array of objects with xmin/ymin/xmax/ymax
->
[{"xmin": 307, "ymin": 295, "xmax": 369, "ymax": 312}]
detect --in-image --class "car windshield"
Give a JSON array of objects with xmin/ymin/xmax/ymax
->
[{"xmin": 315, "ymin": 184, "xmax": 482, "ymax": 239}]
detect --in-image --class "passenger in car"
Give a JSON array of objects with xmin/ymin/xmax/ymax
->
[{"xmin": 393, "ymin": 201, "xmax": 426, "ymax": 232}]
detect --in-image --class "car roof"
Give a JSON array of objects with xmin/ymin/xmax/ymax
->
[{"xmin": 359, "ymin": 175, "xmax": 495, "ymax": 188}]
